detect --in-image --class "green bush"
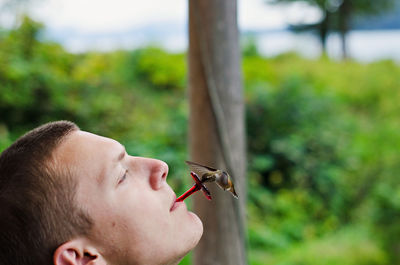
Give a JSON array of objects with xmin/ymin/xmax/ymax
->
[
  {"xmin": 372, "ymin": 182, "xmax": 400, "ymax": 263},
  {"xmin": 250, "ymin": 227, "xmax": 387, "ymax": 265},
  {"xmin": 126, "ymin": 47, "xmax": 186, "ymax": 90}
]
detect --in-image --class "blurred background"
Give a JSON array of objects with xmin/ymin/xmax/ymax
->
[{"xmin": 0, "ymin": 0, "xmax": 399, "ymax": 264}]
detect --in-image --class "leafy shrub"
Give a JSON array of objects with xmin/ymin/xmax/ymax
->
[
  {"xmin": 127, "ymin": 47, "xmax": 186, "ymax": 90},
  {"xmin": 372, "ymin": 182, "xmax": 400, "ymax": 263},
  {"xmin": 246, "ymin": 75, "xmax": 349, "ymax": 212}
]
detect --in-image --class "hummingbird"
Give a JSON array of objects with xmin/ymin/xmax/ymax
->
[{"xmin": 185, "ymin": 161, "xmax": 238, "ymax": 198}]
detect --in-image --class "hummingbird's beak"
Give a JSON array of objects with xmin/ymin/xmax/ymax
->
[{"xmin": 229, "ymin": 186, "xmax": 239, "ymax": 199}]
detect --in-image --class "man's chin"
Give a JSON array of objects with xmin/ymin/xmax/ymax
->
[
  {"xmin": 189, "ymin": 211, "xmax": 203, "ymax": 235},
  {"xmin": 173, "ymin": 211, "xmax": 203, "ymax": 258},
  {"xmin": 186, "ymin": 211, "xmax": 203, "ymax": 248}
]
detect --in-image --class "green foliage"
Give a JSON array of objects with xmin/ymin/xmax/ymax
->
[
  {"xmin": 126, "ymin": 47, "xmax": 186, "ymax": 90},
  {"xmin": 1, "ymin": 17, "xmax": 400, "ymax": 265},
  {"xmin": 250, "ymin": 226, "xmax": 387, "ymax": 265},
  {"xmin": 243, "ymin": 53, "xmax": 400, "ymax": 264},
  {"xmin": 0, "ymin": 18, "xmax": 81, "ymax": 132},
  {"xmin": 371, "ymin": 181, "xmax": 400, "ymax": 263},
  {"xmin": 241, "ymin": 36, "xmax": 260, "ymax": 57},
  {"xmin": 0, "ymin": 124, "xmax": 12, "ymax": 152},
  {"xmin": 246, "ymin": 72, "xmax": 351, "ymax": 225}
]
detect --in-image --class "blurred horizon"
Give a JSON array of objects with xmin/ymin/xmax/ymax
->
[{"xmin": 1, "ymin": 0, "xmax": 400, "ymax": 61}]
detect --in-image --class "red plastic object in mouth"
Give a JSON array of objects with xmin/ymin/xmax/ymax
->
[{"xmin": 176, "ymin": 172, "xmax": 212, "ymax": 202}]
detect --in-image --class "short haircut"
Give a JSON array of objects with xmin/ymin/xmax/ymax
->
[{"xmin": 0, "ymin": 121, "xmax": 93, "ymax": 265}]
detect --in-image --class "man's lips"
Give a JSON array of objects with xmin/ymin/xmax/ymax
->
[{"xmin": 170, "ymin": 194, "xmax": 184, "ymax": 211}]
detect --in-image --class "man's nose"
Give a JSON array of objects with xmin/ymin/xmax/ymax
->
[{"xmin": 141, "ymin": 158, "xmax": 169, "ymax": 190}]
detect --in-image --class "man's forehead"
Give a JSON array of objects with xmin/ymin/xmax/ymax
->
[
  {"xmin": 53, "ymin": 130, "xmax": 123, "ymax": 180},
  {"xmin": 65, "ymin": 130, "xmax": 120, "ymax": 151},
  {"xmin": 77, "ymin": 131, "xmax": 126, "ymax": 160}
]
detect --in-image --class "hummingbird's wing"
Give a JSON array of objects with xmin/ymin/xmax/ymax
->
[{"xmin": 185, "ymin": 161, "xmax": 218, "ymax": 177}]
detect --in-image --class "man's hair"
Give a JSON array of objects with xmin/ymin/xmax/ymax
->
[{"xmin": 0, "ymin": 121, "xmax": 93, "ymax": 265}]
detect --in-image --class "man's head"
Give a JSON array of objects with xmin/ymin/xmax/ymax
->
[{"xmin": 0, "ymin": 121, "xmax": 203, "ymax": 265}]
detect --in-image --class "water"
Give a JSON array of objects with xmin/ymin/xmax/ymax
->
[
  {"xmin": 256, "ymin": 29, "xmax": 400, "ymax": 63},
  {"xmin": 51, "ymin": 28, "xmax": 400, "ymax": 63}
]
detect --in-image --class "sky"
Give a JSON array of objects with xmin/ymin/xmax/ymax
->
[
  {"xmin": 0, "ymin": 0, "xmax": 320, "ymax": 52},
  {"xmin": 0, "ymin": 0, "xmax": 322, "ymax": 52},
  {"xmin": 15, "ymin": 0, "xmax": 320, "ymax": 52},
  {"xmin": 24, "ymin": 0, "xmax": 320, "ymax": 33}
]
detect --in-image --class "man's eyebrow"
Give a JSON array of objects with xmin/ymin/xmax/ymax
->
[
  {"xmin": 98, "ymin": 144, "xmax": 126, "ymax": 185},
  {"xmin": 117, "ymin": 145, "xmax": 126, "ymax": 161}
]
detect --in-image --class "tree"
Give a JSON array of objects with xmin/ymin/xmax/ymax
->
[
  {"xmin": 270, "ymin": 0, "xmax": 334, "ymax": 54},
  {"xmin": 0, "ymin": 0, "xmax": 41, "ymax": 27},
  {"xmin": 269, "ymin": 0, "xmax": 396, "ymax": 58},
  {"xmin": 188, "ymin": 0, "xmax": 247, "ymax": 265},
  {"xmin": 336, "ymin": 0, "xmax": 395, "ymax": 58}
]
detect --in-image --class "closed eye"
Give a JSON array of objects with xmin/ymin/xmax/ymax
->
[{"xmin": 118, "ymin": 169, "xmax": 128, "ymax": 184}]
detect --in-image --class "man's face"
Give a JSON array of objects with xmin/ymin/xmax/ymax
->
[{"xmin": 54, "ymin": 130, "xmax": 203, "ymax": 265}]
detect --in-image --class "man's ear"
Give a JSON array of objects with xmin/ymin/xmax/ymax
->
[{"xmin": 53, "ymin": 238, "xmax": 106, "ymax": 265}]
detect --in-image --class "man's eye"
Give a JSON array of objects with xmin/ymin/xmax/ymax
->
[{"xmin": 118, "ymin": 170, "xmax": 128, "ymax": 184}]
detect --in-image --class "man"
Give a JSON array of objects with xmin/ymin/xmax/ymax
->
[{"xmin": 0, "ymin": 121, "xmax": 203, "ymax": 265}]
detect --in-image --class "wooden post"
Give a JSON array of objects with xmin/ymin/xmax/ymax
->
[{"xmin": 188, "ymin": 0, "xmax": 247, "ymax": 264}]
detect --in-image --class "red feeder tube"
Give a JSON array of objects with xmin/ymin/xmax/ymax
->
[{"xmin": 176, "ymin": 172, "xmax": 212, "ymax": 202}]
